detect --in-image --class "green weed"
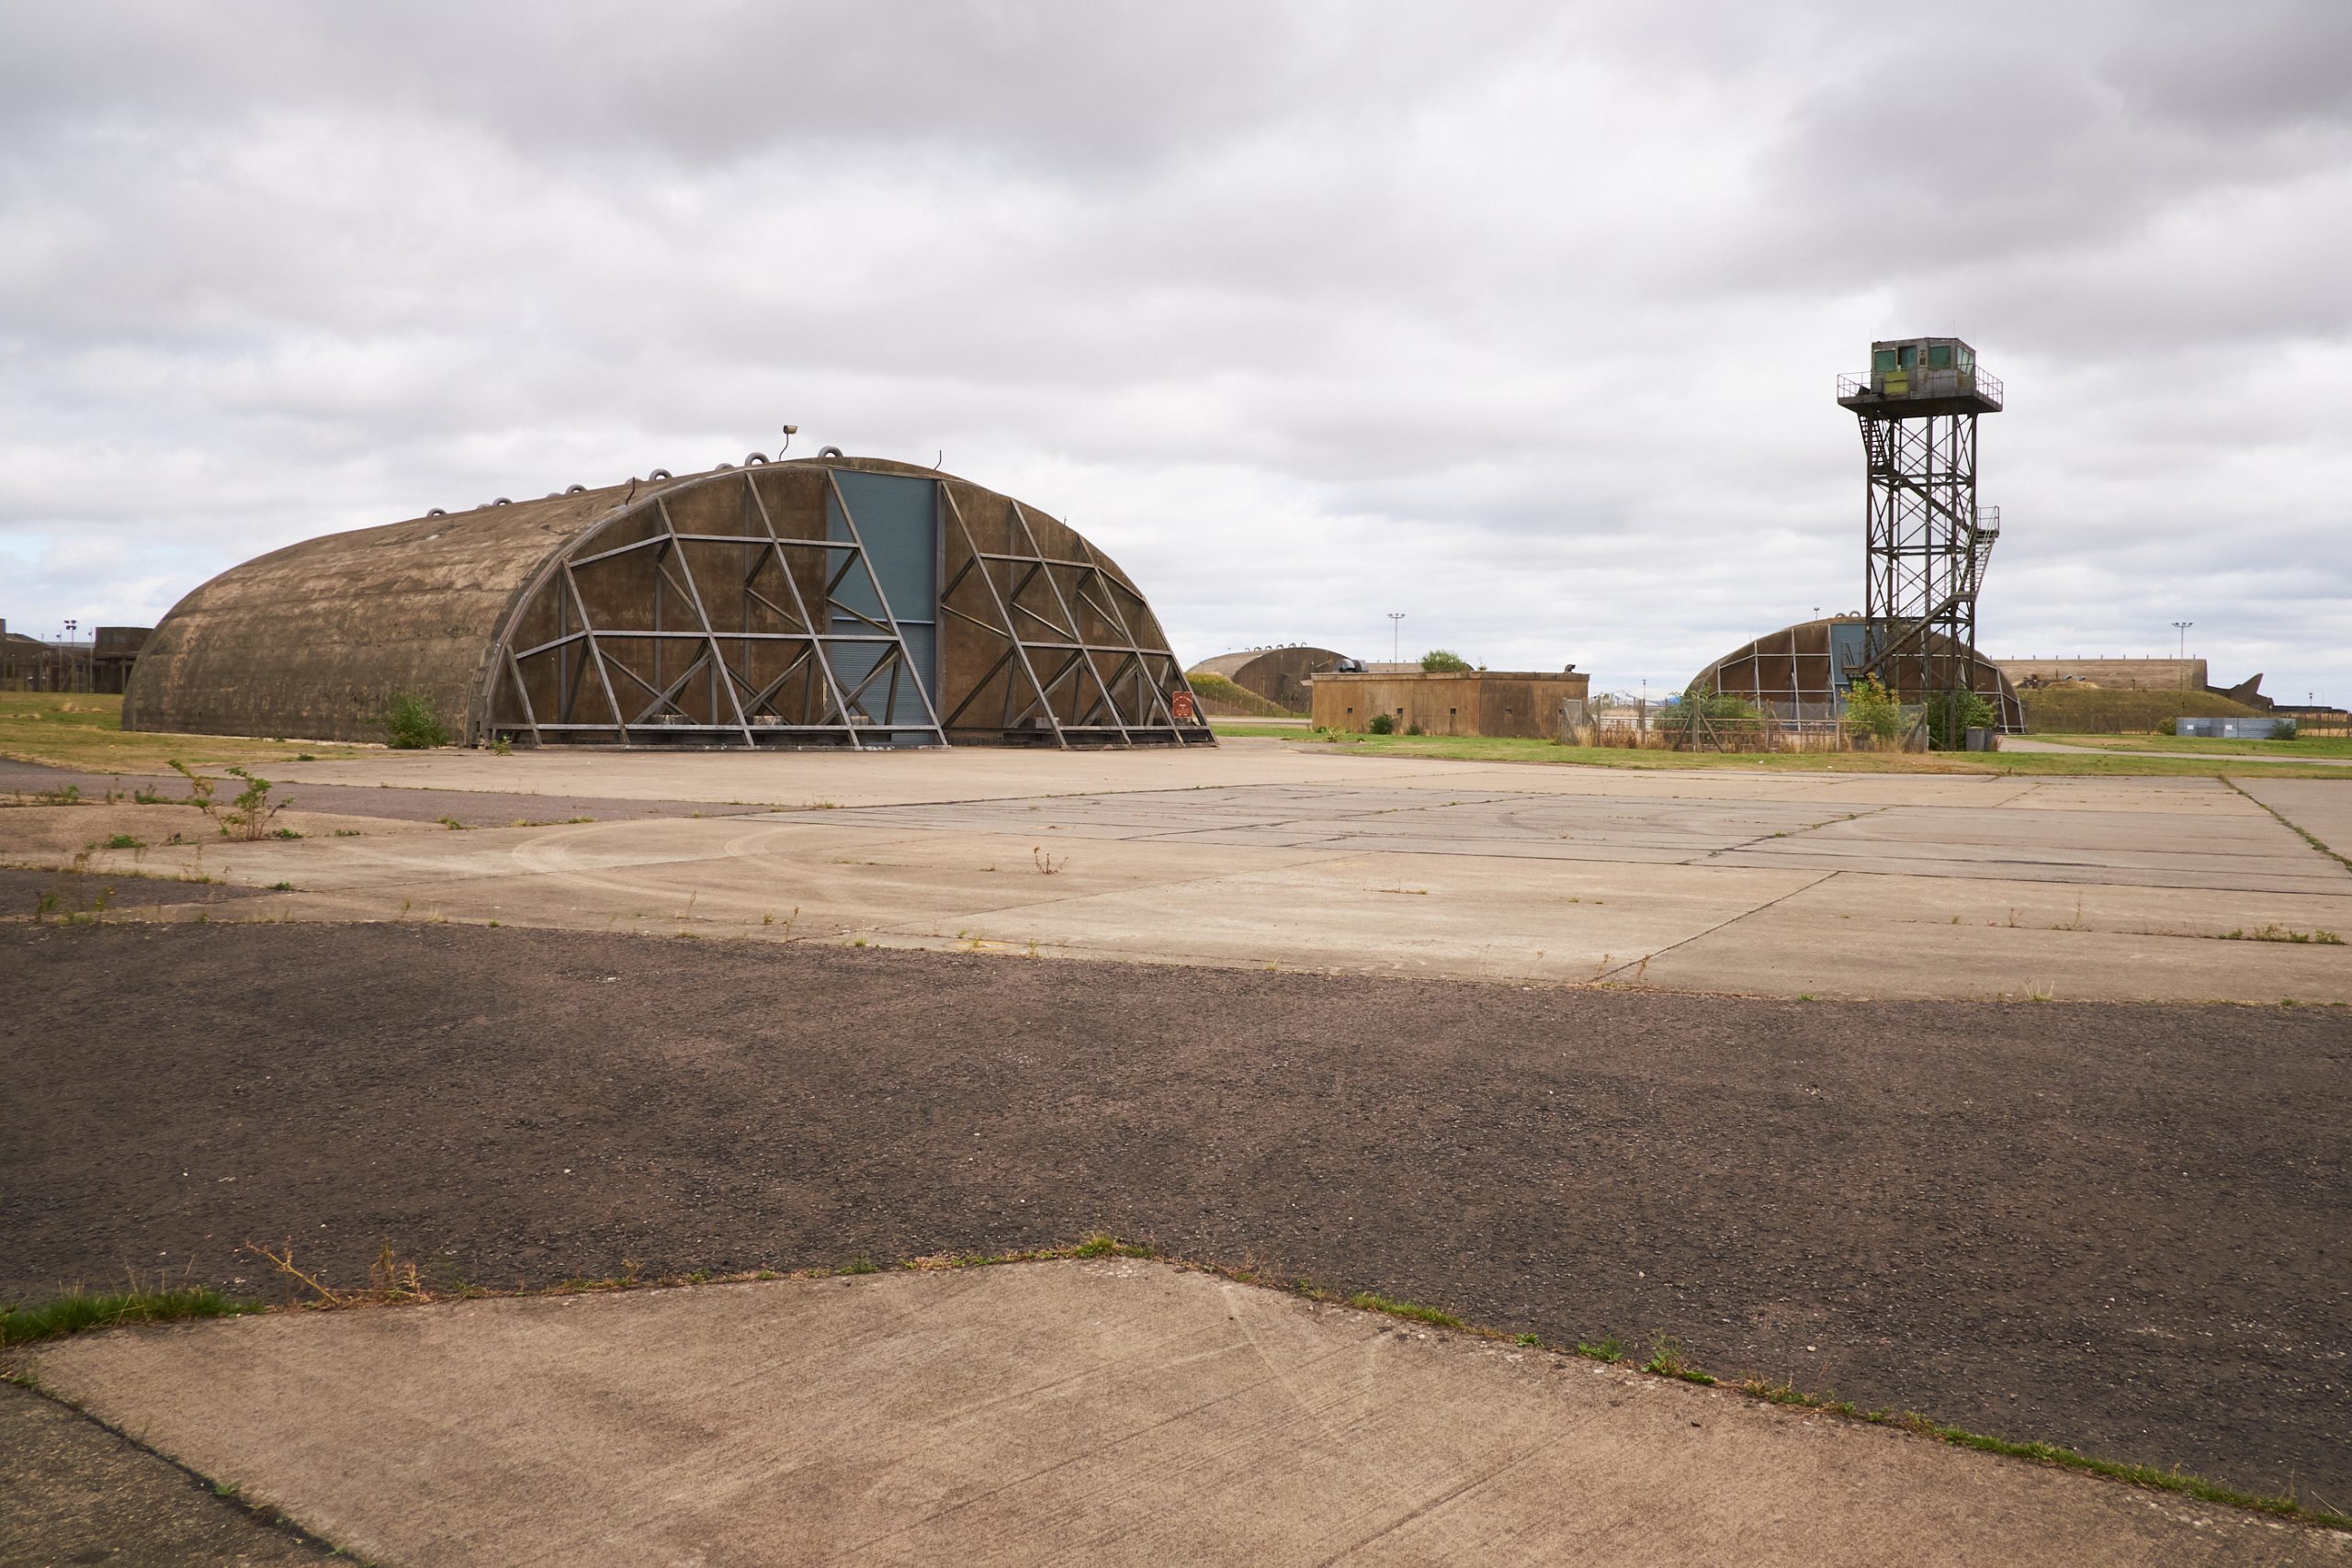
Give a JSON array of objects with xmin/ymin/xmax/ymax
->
[
  {"xmin": 1642, "ymin": 1335, "xmax": 1716, "ymax": 1383},
  {"xmin": 1, "ymin": 1284, "xmax": 262, "ymax": 1345},
  {"xmin": 385, "ymin": 691, "xmax": 450, "ymax": 750},
  {"xmin": 2220, "ymin": 925, "xmax": 2344, "ymax": 945},
  {"xmin": 1348, "ymin": 1292, "xmax": 1464, "ymax": 1329}
]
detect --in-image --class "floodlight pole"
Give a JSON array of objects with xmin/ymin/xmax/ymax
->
[
  {"xmin": 2173, "ymin": 620, "xmax": 2193, "ymax": 659},
  {"xmin": 1387, "ymin": 612, "xmax": 1405, "ymax": 663}
]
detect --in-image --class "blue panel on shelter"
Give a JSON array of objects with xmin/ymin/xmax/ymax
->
[
  {"xmin": 1828, "ymin": 622, "xmax": 1870, "ymax": 690},
  {"xmin": 825, "ymin": 472, "xmax": 939, "ymax": 731}
]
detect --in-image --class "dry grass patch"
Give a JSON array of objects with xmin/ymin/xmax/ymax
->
[{"xmin": 0, "ymin": 694, "xmax": 360, "ymax": 771}]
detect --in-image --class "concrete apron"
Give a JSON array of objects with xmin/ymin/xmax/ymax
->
[
  {"xmin": 28, "ymin": 1261, "xmax": 2337, "ymax": 1567},
  {"xmin": 14, "ymin": 749, "xmax": 2352, "ymax": 1003}
]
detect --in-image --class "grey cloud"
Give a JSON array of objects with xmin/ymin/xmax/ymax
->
[{"xmin": 2, "ymin": 1, "xmax": 2346, "ymax": 699}]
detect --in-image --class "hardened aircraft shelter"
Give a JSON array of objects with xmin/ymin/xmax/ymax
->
[
  {"xmin": 124, "ymin": 456, "xmax": 1210, "ymax": 750},
  {"xmin": 1687, "ymin": 617, "xmax": 2025, "ymax": 730}
]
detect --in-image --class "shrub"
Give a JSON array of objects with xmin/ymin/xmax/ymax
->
[
  {"xmin": 1367, "ymin": 712, "xmax": 1396, "ymax": 734},
  {"xmin": 1841, "ymin": 675, "xmax": 1904, "ymax": 741},
  {"xmin": 1677, "ymin": 688, "xmax": 1761, "ymax": 723},
  {"xmin": 1924, "ymin": 689, "xmax": 1998, "ymax": 750},
  {"xmin": 385, "ymin": 690, "xmax": 450, "ymax": 749},
  {"xmin": 2274, "ymin": 716, "xmax": 2299, "ymax": 739},
  {"xmin": 2156, "ymin": 717, "xmax": 2177, "ymax": 736},
  {"xmin": 1419, "ymin": 649, "xmax": 1472, "ymax": 673}
]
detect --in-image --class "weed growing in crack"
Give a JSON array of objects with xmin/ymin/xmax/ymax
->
[
  {"xmin": 1348, "ymin": 1292, "xmax": 1464, "ymax": 1329},
  {"xmin": 1643, "ymin": 1335, "xmax": 1717, "ymax": 1384},
  {"xmin": 2221, "ymin": 925, "xmax": 2344, "ymax": 945}
]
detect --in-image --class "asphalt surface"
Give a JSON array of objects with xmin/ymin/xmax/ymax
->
[
  {"xmin": 0, "ymin": 865, "xmax": 272, "ymax": 919},
  {"xmin": 3, "ymin": 921, "xmax": 2346, "ymax": 1505},
  {"xmin": 0, "ymin": 1382, "xmax": 337, "ymax": 1567}
]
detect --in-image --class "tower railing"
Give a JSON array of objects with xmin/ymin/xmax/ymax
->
[{"xmin": 1838, "ymin": 367, "xmax": 2004, "ymax": 410}]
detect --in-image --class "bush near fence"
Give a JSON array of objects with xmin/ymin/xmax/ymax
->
[{"xmin": 1569, "ymin": 712, "xmax": 1927, "ymax": 755}]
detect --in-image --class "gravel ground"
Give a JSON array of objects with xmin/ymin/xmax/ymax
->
[{"xmin": 3, "ymin": 921, "xmax": 2345, "ymax": 1503}]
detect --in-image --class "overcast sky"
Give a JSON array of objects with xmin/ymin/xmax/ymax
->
[{"xmin": 5, "ymin": 1, "xmax": 2348, "ymax": 700}]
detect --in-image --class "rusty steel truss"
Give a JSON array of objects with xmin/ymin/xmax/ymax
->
[
  {"xmin": 936, "ymin": 489, "xmax": 1198, "ymax": 747},
  {"xmin": 485, "ymin": 461, "xmax": 1208, "ymax": 749}
]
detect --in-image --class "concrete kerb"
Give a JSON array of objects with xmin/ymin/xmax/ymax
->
[{"xmin": 18, "ymin": 1241, "xmax": 2352, "ymax": 1561}]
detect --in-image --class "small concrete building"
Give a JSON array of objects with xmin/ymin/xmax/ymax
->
[
  {"xmin": 92, "ymin": 626, "xmax": 152, "ymax": 694},
  {"xmin": 0, "ymin": 621, "xmax": 149, "ymax": 694},
  {"xmin": 1311, "ymin": 669, "xmax": 1589, "ymax": 738}
]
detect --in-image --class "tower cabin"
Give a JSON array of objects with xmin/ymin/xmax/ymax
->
[{"xmin": 1837, "ymin": 336, "xmax": 2003, "ymax": 419}]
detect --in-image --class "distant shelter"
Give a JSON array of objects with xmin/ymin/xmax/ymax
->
[
  {"xmin": 1187, "ymin": 646, "xmax": 1355, "ymax": 714},
  {"xmin": 1689, "ymin": 617, "xmax": 2025, "ymax": 731}
]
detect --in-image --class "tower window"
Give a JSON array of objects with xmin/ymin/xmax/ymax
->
[
  {"xmin": 1928, "ymin": 344, "xmax": 1953, "ymax": 369},
  {"xmin": 1872, "ymin": 349, "xmax": 1896, "ymax": 372}
]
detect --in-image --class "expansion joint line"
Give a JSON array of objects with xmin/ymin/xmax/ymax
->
[
  {"xmin": 1595, "ymin": 870, "xmax": 1841, "ymax": 983},
  {"xmin": 1697, "ymin": 804, "xmax": 1893, "ymax": 861},
  {"xmin": 2221, "ymin": 777, "xmax": 2352, "ymax": 879}
]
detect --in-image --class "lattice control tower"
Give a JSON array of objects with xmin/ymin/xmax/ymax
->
[{"xmin": 1836, "ymin": 337, "xmax": 2008, "ymax": 731}]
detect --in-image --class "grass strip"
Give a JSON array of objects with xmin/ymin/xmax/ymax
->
[
  {"xmin": 1265, "ymin": 728, "xmax": 2352, "ymax": 779},
  {"xmin": 2039, "ymin": 732, "xmax": 2352, "ymax": 760},
  {"xmin": 0, "ymin": 694, "xmax": 359, "ymax": 772},
  {"xmin": 2, "ymin": 1285, "xmax": 264, "ymax": 1345}
]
